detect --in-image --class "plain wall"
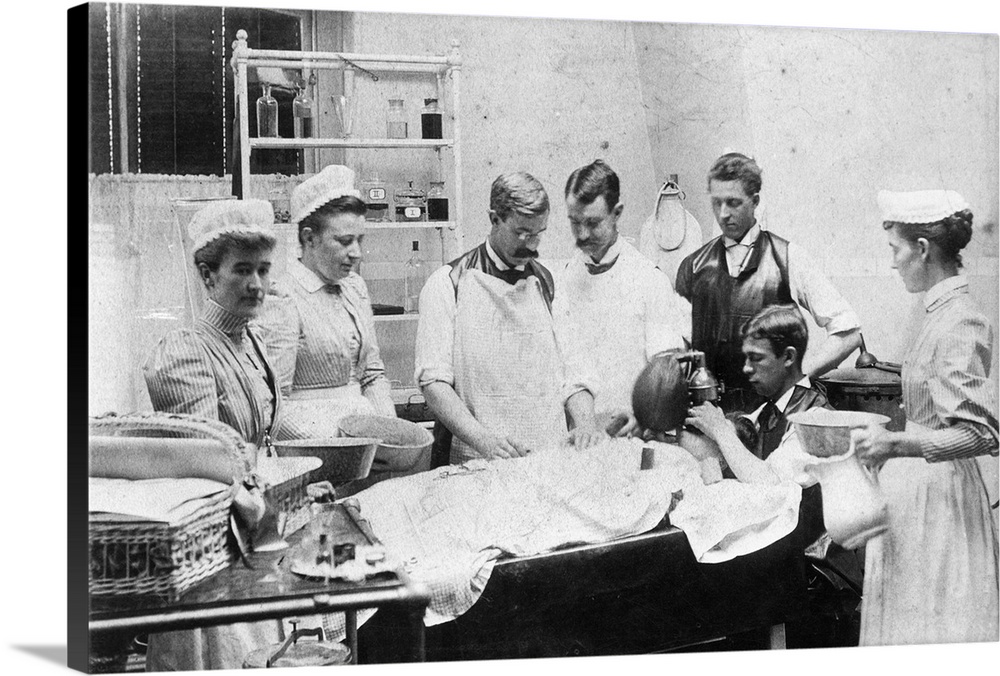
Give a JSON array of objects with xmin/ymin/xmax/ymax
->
[{"xmin": 333, "ymin": 11, "xmax": 998, "ymax": 368}]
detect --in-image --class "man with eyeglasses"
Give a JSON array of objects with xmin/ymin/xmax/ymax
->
[
  {"xmin": 675, "ymin": 152, "xmax": 861, "ymax": 414},
  {"xmin": 415, "ymin": 171, "xmax": 605, "ymax": 464},
  {"xmin": 553, "ymin": 159, "xmax": 690, "ymax": 438}
]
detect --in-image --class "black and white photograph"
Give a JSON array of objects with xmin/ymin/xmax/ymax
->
[{"xmin": 18, "ymin": 0, "xmax": 1000, "ymax": 674}]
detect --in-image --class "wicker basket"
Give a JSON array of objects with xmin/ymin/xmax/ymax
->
[
  {"xmin": 88, "ymin": 412, "xmax": 248, "ymax": 600},
  {"xmin": 89, "ymin": 485, "xmax": 237, "ymax": 601},
  {"xmin": 90, "ymin": 411, "xmax": 254, "ymax": 478}
]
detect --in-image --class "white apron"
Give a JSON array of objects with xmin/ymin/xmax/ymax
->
[
  {"xmin": 557, "ymin": 261, "xmax": 654, "ymax": 420},
  {"xmin": 860, "ymin": 420, "xmax": 999, "ymax": 646},
  {"xmin": 451, "ymin": 269, "xmax": 567, "ymax": 463},
  {"xmin": 276, "ymin": 383, "xmax": 376, "ymax": 440}
]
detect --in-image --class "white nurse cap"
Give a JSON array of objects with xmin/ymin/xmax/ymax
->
[
  {"xmin": 291, "ymin": 165, "xmax": 362, "ymax": 225},
  {"xmin": 877, "ymin": 189, "xmax": 969, "ymax": 224}
]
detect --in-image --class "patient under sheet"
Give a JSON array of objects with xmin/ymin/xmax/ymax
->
[{"xmin": 351, "ymin": 438, "xmax": 802, "ymax": 625}]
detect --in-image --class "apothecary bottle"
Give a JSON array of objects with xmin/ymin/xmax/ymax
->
[
  {"xmin": 386, "ymin": 99, "xmax": 407, "ymax": 139},
  {"xmin": 421, "ymin": 98, "xmax": 443, "ymax": 139},
  {"xmin": 292, "ymin": 87, "xmax": 314, "ymax": 139},
  {"xmin": 427, "ymin": 181, "xmax": 449, "ymax": 221},
  {"xmin": 360, "ymin": 172, "xmax": 390, "ymax": 222},
  {"xmin": 256, "ymin": 85, "xmax": 279, "ymax": 138},
  {"xmin": 404, "ymin": 241, "xmax": 424, "ymax": 313}
]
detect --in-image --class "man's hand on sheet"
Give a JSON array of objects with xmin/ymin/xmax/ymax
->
[
  {"xmin": 568, "ymin": 423, "xmax": 609, "ymax": 450},
  {"xmin": 477, "ymin": 433, "xmax": 532, "ymax": 459}
]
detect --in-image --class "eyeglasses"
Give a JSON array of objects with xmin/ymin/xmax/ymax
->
[{"xmin": 515, "ymin": 230, "xmax": 542, "ymax": 243}]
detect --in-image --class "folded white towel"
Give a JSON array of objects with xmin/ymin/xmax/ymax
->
[{"xmin": 90, "ymin": 477, "xmax": 231, "ymax": 524}]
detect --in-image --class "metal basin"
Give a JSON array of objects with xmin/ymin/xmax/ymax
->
[
  {"xmin": 272, "ymin": 437, "xmax": 381, "ymax": 484},
  {"xmin": 339, "ymin": 415, "xmax": 433, "ymax": 473}
]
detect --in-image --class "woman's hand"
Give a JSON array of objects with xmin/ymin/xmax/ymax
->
[
  {"xmin": 684, "ymin": 402, "xmax": 731, "ymax": 443},
  {"xmin": 851, "ymin": 423, "xmax": 895, "ymax": 468},
  {"xmin": 307, "ymin": 481, "xmax": 336, "ymax": 503}
]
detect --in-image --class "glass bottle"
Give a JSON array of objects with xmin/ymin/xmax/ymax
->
[
  {"xmin": 386, "ymin": 99, "xmax": 407, "ymax": 139},
  {"xmin": 268, "ymin": 187, "xmax": 290, "ymax": 224},
  {"xmin": 292, "ymin": 86, "xmax": 314, "ymax": 139},
  {"xmin": 404, "ymin": 241, "xmax": 423, "ymax": 313},
  {"xmin": 315, "ymin": 533, "xmax": 332, "ymax": 567},
  {"xmin": 360, "ymin": 172, "xmax": 390, "ymax": 222},
  {"xmin": 394, "ymin": 181, "xmax": 426, "ymax": 222},
  {"xmin": 421, "ymin": 98, "xmax": 443, "ymax": 139},
  {"xmin": 427, "ymin": 181, "xmax": 449, "ymax": 221},
  {"xmin": 256, "ymin": 84, "xmax": 278, "ymax": 138}
]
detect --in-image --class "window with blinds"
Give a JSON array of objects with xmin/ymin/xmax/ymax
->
[{"xmin": 87, "ymin": 2, "xmax": 302, "ymax": 176}]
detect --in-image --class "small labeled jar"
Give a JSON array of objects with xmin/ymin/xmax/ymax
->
[
  {"xmin": 360, "ymin": 172, "xmax": 390, "ymax": 222},
  {"xmin": 394, "ymin": 181, "xmax": 426, "ymax": 222}
]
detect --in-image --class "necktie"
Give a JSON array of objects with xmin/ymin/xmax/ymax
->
[
  {"xmin": 758, "ymin": 400, "xmax": 784, "ymax": 459},
  {"xmin": 323, "ymin": 283, "xmax": 341, "ymax": 295},
  {"xmin": 585, "ymin": 256, "xmax": 619, "ymax": 276}
]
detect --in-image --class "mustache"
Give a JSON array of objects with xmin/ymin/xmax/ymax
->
[{"xmin": 512, "ymin": 247, "xmax": 539, "ymax": 259}]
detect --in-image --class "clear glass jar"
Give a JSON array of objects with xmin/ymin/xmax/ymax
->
[
  {"xmin": 421, "ymin": 98, "xmax": 443, "ymax": 140},
  {"xmin": 386, "ymin": 99, "xmax": 407, "ymax": 139},
  {"xmin": 394, "ymin": 181, "xmax": 426, "ymax": 222},
  {"xmin": 292, "ymin": 87, "xmax": 314, "ymax": 139},
  {"xmin": 256, "ymin": 84, "xmax": 278, "ymax": 138},
  {"xmin": 427, "ymin": 181, "xmax": 449, "ymax": 221},
  {"xmin": 360, "ymin": 172, "xmax": 390, "ymax": 222}
]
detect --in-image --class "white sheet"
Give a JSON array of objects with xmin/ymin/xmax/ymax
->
[{"xmin": 352, "ymin": 437, "xmax": 801, "ymax": 625}]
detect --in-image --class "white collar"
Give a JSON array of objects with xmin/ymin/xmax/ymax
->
[
  {"xmin": 723, "ymin": 222, "xmax": 760, "ymax": 248},
  {"xmin": 923, "ymin": 275, "xmax": 967, "ymax": 310},
  {"xmin": 773, "ymin": 375, "xmax": 811, "ymax": 413},
  {"xmin": 290, "ymin": 258, "xmax": 331, "ymax": 293},
  {"xmin": 485, "ymin": 238, "xmax": 525, "ymax": 271}
]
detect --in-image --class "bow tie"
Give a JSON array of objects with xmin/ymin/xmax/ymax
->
[
  {"xmin": 323, "ymin": 283, "xmax": 341, "ymax": 295},
  {"xmin": 494, "ymin": 267, "xmax": 533, "ymax": 286},
  {"xmin": 585, "ymin": 256, "xmax": 619, "ymax": 276}
]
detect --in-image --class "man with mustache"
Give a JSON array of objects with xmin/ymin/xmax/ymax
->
[
  {"xmin": 553, "ymin": 159, "xmax": 690, "ymax": 437},
  {"xmin": 416, "ymin": 171, "xmax": 604, "ymax": 463},
  {"xmin": 675, "ymin": 152, "xmax": 861, "ymax": 413}
]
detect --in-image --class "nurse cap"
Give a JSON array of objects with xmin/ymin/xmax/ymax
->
[
  {"xmin": 291, "ymin": 164, "xmax": 362, "ymax": 225},
  {"xmin": 877, "ymin": 189, "xmax": 969, "ymax": 224},
  {"xmin": 188, "ymin": 199, "xmax": 276, "ymax": 255}
]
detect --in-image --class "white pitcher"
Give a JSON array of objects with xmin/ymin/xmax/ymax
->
[
  {"xmin": 788, "ymin": 410, "xmax": 890, "ymax": 550},
  {"xmin": 803, "ymin": 443, "xmax": 888, "ymax": 550}
]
